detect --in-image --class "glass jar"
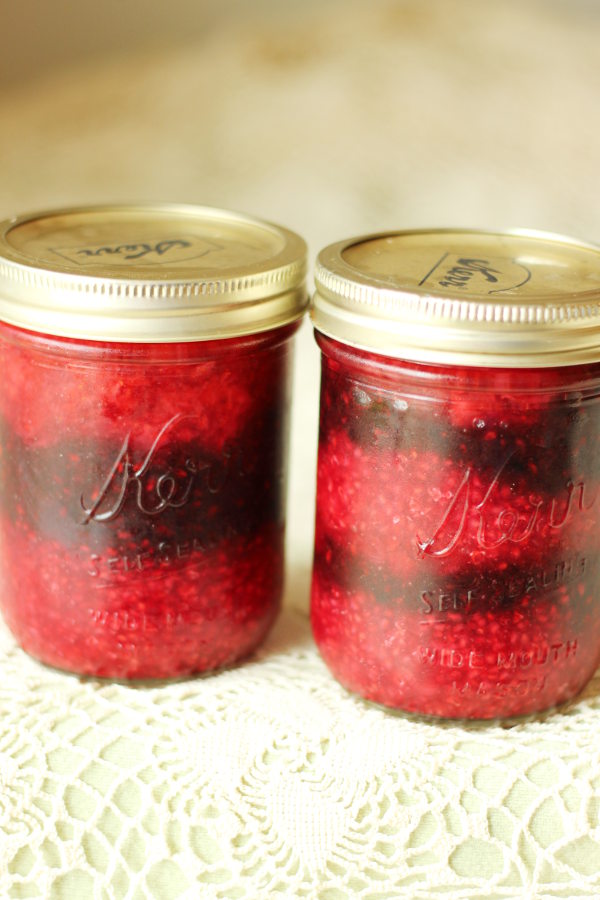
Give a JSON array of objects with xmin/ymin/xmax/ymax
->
[
  {"xmin": 0, "ymin": 205, "xmax": 307, "ymax": 679},
  {"xmin": 311, "ymin": 229, "xmax": 600, "ymax": 719}
]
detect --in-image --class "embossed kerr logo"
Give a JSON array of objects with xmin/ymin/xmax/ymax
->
[
  {"xmin": 419, "ymin": 252, "xmax": 531, "ymax": 294},
  {"xmin": 52, "ymin": 234, "xmax": 224, "ymax": 267},
  {"xmin": 80, "ymin": 414, "xmax": 239, "ymax": 524},
  {"xmin": 416, "ymin": 452, "xmax": 596, "ymax": 559}
]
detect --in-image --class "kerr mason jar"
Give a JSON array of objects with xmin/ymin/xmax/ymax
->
[
  {"xmin": 311, "ymin": 229, "xmax": 600, "ymax": 719},
  {"xmin": 0, "ymin": 205, "xmax": 307, "ymax": 679}
]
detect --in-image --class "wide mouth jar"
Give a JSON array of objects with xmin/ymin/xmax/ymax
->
[
  {"xmin": 311, "ymin": 228, "xmax": 600, "ymax": 719},
  {"xmin": 0, "ymin": 204, "xmax": 307, "ymax": 679}
]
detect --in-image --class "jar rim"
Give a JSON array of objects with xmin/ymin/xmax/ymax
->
[
  {"xmin": 0, "ymin": 204, "xmax": 308, "ymax": 342},
  {"xmin": 312, "ymin": 227, "xmax": 600, "ymax": 367}
]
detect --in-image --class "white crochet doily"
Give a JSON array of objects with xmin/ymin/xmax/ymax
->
[{"xmin": 1, "ymin": 605, "xmax": 600, "ymax": 900}]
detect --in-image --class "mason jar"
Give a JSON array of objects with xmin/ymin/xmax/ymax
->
[
  {"xmin": 0, "ymin": 205, "xmax": 307, "ymax": 679},
  {"xmin": 311, "ymin": 229, "xmax": 600, "ymax": 718}
]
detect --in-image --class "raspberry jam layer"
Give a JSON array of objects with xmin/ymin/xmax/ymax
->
[
  {"xmin": 0, "ymin": 323, "xmax": 296, "ymax": 679},
  {"xmin": 311, "ymin": 334, "xmax": 600, "ymax": 719}
]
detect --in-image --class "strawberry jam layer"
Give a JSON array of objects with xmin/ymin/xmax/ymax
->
[
  {"xmin": 311, "ymin": 334, "xmax": 600, "ymax": 718},
  {"xmin": 0, "ymin": 322, "xmax": 296, "ymax": 679}
]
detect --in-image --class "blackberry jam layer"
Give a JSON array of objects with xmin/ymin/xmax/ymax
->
[
  {"xmin": 0, "ymin": 322, "xmax": 296, "ymax": 678},
  {"xmin": 311, "ymin": 334, "xmax": 600, "ymax": 718}
]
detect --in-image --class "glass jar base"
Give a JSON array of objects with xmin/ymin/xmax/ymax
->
[
  {"xmin": 345, "ymin": 681, "xmax": 590, "ymax": 725},
  {"xmin": 10, "ymin": 612, "xmax": 278, "ymax": 684}
]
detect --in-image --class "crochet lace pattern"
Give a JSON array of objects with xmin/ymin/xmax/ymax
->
[{"xmin": 1, "ymin": 608, "xmax": 600, "ymax": 899}]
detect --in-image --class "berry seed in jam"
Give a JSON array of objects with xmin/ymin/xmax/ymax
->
[
  {"xmin": 311, "ymin": 229, "xmax": 600, "ymax": 719},
  {"xmin": 0, "ymin": 205, "xmax": 307, "ymax": 679}
]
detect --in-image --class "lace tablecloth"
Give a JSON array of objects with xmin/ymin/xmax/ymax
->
[{"xmin": 2, "ymin": 603, "xmax": 600, "ymax": 900}]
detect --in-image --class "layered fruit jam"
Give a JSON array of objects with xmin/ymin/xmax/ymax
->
[
  {"xmin": 0, "ymin": 322, "xmax": 296, "ymax": 679},
  {"xmin": 311, "ymin": 334, "xmax": 600, "ymax": 718}
]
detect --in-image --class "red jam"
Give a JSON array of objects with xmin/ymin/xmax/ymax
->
[
  {"xmin": 311, "ymin": 334, "xmax": 600, "ymax": 718},
  {"xmin": 0, "ymin": 322, "xmax": 297, "ymax": 678}
]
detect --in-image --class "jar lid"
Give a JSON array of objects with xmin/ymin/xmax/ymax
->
[
  {"xmin": 312, "ymin": 228, "xmax": 600, "ymax": 367},
  {"xmin": 0, "ymin": 205, "xmax": 308, "ymax": 342}
]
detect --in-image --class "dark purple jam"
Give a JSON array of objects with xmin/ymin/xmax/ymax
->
[
  {"xmin": 0, "ymin": 322, "xmax": 297, "ymax": 678},
  {"xmin": 311, "ymin": 333, "xmax": 600, "ymax": 718}
]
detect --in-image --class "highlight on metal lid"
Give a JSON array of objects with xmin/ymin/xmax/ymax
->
[
  {"xmin": 0, "ymin": 204, "xmax": 308, "ymax": 342},
  {"xmin": 312, "ymin": 228, "xmax": 600, "ymax": 367}
]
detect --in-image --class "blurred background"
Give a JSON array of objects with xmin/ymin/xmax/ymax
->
[{"xmin": 2, "ymin": 0, "xmax": 600, "ymax": 609}]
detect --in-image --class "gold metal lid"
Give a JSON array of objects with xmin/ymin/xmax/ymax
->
[
  {"xmin": 0, "ymin": 205, "xmax": 308, "ymax": 342},
  {"xmin": 312, "ymin": 228, "xmax": 600, "ymax": 367}
]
